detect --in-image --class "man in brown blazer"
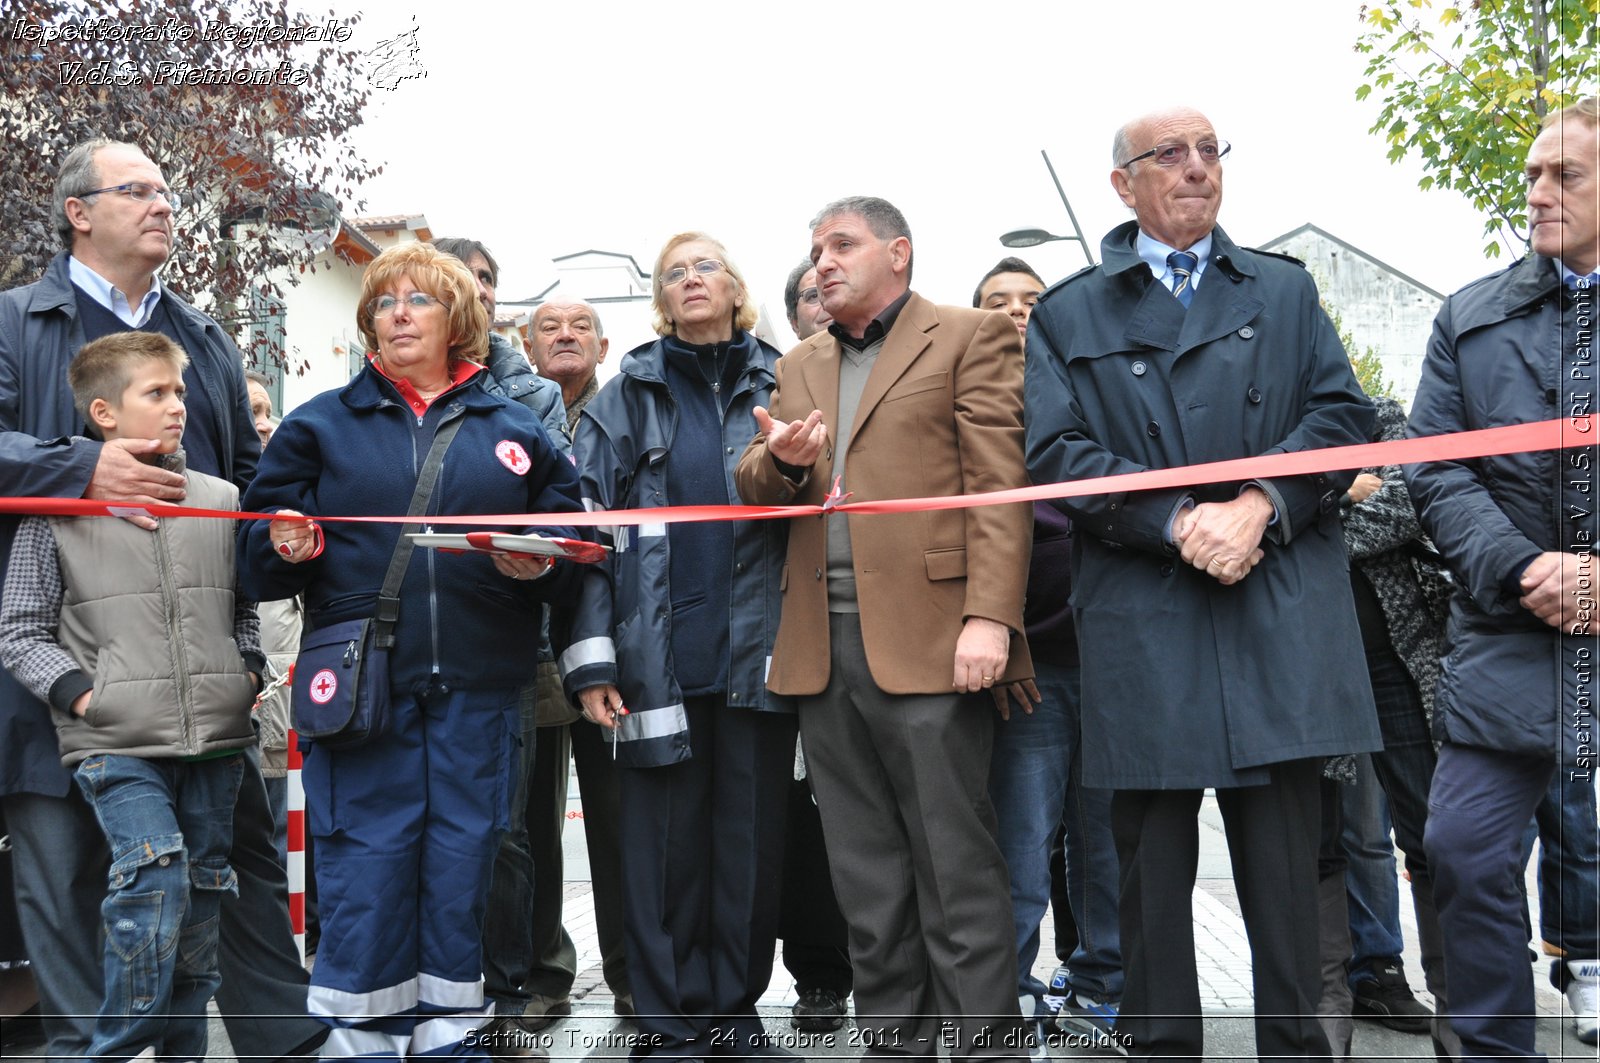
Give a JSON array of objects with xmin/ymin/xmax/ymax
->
[{"xmin": 735, "ymin": 196, "xmax": 1032, "ymax": 1060}]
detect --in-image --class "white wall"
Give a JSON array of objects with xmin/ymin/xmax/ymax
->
[
  {"xmin": 1263, "ymin": 228, "xmax": 1442, "ymax": 409},
  {"xmin": 275, "ymin": 251, "xmax": 370, "ymax": 413}
]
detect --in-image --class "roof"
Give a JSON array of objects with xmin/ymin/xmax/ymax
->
[
  {"xmin": 515, "ymin": 281, "xmax": 651, "ymax": 305},
  {"xmin": 551, "ymin": 249, "xmax": 651, "ymax": 277},
  {"xmin": 1259, "ymin": 223, "xmax": 1443, "ymax": 301},
  {"xmin": 332, "ymin": 221, "xmax": 382, "ymax": 263},
  {"xmin": 350, "ymin": 213, "xmax": 433, "ymax": 241}
]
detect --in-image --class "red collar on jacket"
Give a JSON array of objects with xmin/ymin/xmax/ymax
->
[{"xmin": 368, "ymin": 356, "xmax": 483, "ymax": 415}]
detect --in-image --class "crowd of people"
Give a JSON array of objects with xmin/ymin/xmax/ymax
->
[{"xmin": 0, "ymin": 95, "xmax": 1595, "ymax": 1063}]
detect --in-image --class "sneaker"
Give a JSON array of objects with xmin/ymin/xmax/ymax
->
[
  {"xmin": 1024, "ymin": 1013, "xmax": 1050, "ymax": 1062},
  {"xmin": 1041, "ymin": 966, "xmax": 1071, "ymax": 1016},
  {"xmin": 1351, "ymin": 962, "xmax": 1432, "ymax": 1034},
  {"xmin": 1056, "ymin": 992, "xmax": 1125, "ymax": 1056},
  {"xmin": 1567, "ymin": 959, "xmax": 1598, "ymax": 1046},
  {"xmin": 791, "ymin": 986, "xmax": 847, "ymax": 1032}
]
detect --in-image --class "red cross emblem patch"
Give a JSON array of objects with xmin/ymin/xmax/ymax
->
[
  {"xmin": 496, "ymin": 440, "xmax": 531, "ymax": 476},
  {"xmin": 309, "ymin": 668, "xmax": 338, "ymax": 705}
]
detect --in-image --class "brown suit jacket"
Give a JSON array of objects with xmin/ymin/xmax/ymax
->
[{"xmin": 735, "ymin": 292, "xmax": 1032, "ymax": 696}]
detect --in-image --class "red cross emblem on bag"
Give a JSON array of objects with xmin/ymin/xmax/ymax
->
[{"xmin": 309, "ymin": 669, "xmax": 338, "ymax": 705}]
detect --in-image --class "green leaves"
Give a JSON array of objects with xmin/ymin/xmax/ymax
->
[{"xmin": 1354, "ymin": 0, "xmax": 1598, "ymax": 258}]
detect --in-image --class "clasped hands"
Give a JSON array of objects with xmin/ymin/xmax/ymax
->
[{"xmin": 1172, "ymin": 488, "xmax": 1273, "ymax": 586}]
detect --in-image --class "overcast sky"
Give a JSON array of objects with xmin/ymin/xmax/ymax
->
[{"xmin": 307, "ymin": 0, "xmax": 1513, "ymax": 350}]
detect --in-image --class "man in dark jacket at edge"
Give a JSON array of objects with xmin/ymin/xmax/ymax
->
[
  {"xmin": 1023, "ymin": 107, "xmax": 1379, "ymax": 1062},
  {"xmin": 1403, "ymin": 96, "xmax": 1600, "ymax": 1058},
  {"xmin": 0, "ymin": 139, "xmax": 326, "ymax": 1060}
]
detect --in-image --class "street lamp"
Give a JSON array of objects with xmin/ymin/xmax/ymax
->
[
  {"xmin": 999, "ymin": 149, "xmax": 1096, "ymax": 267},
  {"xmin": 1000, "ymin": 228, "xmax": 1079, "ymax": 248}
]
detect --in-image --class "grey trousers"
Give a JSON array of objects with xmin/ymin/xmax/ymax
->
[{"xmin": 800, "ymin": 613, "xmax": 1024, "ymax": 1062}]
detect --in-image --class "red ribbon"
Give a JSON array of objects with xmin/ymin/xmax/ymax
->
[{"xmin": 0, "ymin": 417, "xmax": 1585, "ymax": 527}]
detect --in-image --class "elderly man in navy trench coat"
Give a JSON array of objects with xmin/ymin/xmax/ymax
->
[{"xmin": 1024, "ymin": 106, "xmax": 1380, "ymax": 1063}]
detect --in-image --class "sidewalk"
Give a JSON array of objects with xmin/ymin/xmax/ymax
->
[
  {"xmin": 197, "ymin": 779, "xmax": 1585, "ymax": 1062},
  {"xmin": 552, "ymin": 785, "xmax": 1582, "ymax": 1061}
]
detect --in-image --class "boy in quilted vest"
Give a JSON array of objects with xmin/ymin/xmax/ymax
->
[{"xmin": 0, "ymin": 331, "xmax": 262, "ymax": 1062}]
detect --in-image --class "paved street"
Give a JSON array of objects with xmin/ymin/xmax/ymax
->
[{"xmin": 178, "ymin": 778, "xmax": 1585, "ymax": 1061}]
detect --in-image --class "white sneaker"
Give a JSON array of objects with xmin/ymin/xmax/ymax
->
[{"xmin": 1568, "ymin": 959, "xmax": 1598, "ymax": 1046}]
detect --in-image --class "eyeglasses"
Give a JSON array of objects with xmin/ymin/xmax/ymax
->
[
  {"xmin": 660, "ymin": 259, "xmax": 726, "ymax": 287},
  {"xmin": 797, "ymin": 286, "xmax": 821, "ymax": 306},
  {"xmin": 76, "ymin": 182, "xmax": 182, "ymax": 211},
  {"xmin": 368, "ymin": 292, "xmax": 446, "ymax": 317},
  {"xmin": 1119, "ymin": 140, "xmax": 1231, "ymax": 170}
]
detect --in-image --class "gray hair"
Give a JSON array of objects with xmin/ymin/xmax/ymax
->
[
  {"xmin": 533, "ymin": 299, "xmax": 606, "ymax": 338},
  {"xmin": 53, "ymin": 138, "xmax": 131, "ymax": 249},
  {"xmin": 783, "ymin": 258, "xmax": 813, "ymax": 327},
  {"xmin": 809, "ymin": 195, "xmax": 914, "ymax": 283},
  {"xmin": 1112, "ymin": 122, "xmax": 1135, "ymax": 170}
]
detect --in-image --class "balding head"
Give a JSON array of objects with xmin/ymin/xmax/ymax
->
[
  {"xmin": 529, "ymin": 299, "xmax": 608, "ymax": 406},
  {"xmin": 1109, "ymin": 107, "xmax": 1225, "ymax": 251}
]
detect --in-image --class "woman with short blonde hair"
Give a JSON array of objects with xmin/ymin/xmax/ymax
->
[
  {"xmin": 563, "ymin": 231, "xmax": 795, "ymax": 1060},
  {"xmin": 241, "ymin": 241, "xmax": 584, "ymax": 1062}
]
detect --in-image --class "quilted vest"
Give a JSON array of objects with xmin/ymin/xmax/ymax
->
[{"xmin": 50, "ymin": 467, "xmax": 256, "ymax": 766}]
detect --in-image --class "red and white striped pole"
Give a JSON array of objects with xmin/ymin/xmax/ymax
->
[{"xmin": 285, "ymin": 665, "xmax": 308, "ymax": 964}]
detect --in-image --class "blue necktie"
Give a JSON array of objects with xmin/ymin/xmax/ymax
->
[
  {"xmin": 1168, "ymin": 252, "xmax": 1198, "ymax": 308},
  {"xmin": 1568, "ymin": 273, "xmax": 1600, "ymax": 291}
]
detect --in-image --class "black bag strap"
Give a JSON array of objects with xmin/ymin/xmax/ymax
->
[{"xmin": 373, "ymin": 411, "xmax": 465, "ymax": 650}]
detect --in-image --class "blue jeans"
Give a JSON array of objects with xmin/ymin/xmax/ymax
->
[
  {"xmin": 988, "ymin": 658, "xmax": 1121, "ymax": 1012},
  {"xmin": 74, "ymin": 752, "xmax": 243, "ymax": 1062},
  {"xmin": 1535, "ymin": 767, "xmax": 1600, "ymax": 981},
  {"xmin": 1340, "ymin": 755, "xmax": 1403, "ymax": 981}
]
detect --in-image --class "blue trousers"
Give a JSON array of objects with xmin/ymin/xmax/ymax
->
[
  {"xmin": 617, "ymin": 697, "xmax": 795, "ymax": 1059},
  {"xmin": 1340, "ymin": 756, "xmax": 1403, "ymax": 980},
  {"xmin": 1428, "ymin": 743, "xmax": 1558, "ymax": 1060},
  {"xmin": 303, "ymin": 683, "xmax": 520, "ymax": 1062},
  {"xmin": 74, "ymin": 752, "xmax": 243, "ymax": 1063},
  {"xmin": 1535, "ymin": 768, "xmax": 1600, "ymax": 976},
  {"xmin": 482, "ymin": 686, "xmax": 538, "ymax": 1014},
  {"xmin": 988, "ymin": 658, "xmax": 1121, "ymax": 1012}
]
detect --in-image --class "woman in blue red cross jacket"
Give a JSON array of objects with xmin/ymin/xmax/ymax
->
[{"xmin": 239, "ymin": 241, "xmax": 582, "ymax": 1063}]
